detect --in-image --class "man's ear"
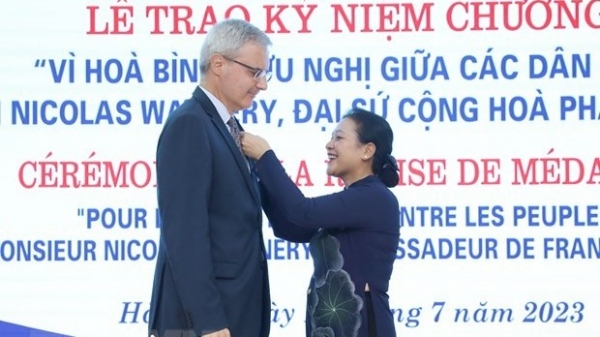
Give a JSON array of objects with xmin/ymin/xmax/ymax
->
[{"xmin": 209, "ymin": 54, "xmax": 226, "ymax": 76}]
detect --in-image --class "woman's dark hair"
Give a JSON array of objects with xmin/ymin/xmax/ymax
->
[{"xmin": 343, "ymin": 108, "xmax": 399, "ymax": 187}]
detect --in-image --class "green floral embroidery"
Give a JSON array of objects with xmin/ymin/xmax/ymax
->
[
  {"xmin": 310, "ymin": 230, "xmax": 344, "ymax": 287},
  {"xmin": 308, "ymin": 231, "xmax": 363, "ymax": 337}
]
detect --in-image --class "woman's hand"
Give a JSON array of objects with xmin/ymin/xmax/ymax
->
[{"xmin": 240, "ymin": 132, "xmax": 271, "ymax": 160}]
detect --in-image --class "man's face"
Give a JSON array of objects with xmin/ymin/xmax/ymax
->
[{"xmin": 219, "ymin": 42, "xmax": 269, "ymax": 112}]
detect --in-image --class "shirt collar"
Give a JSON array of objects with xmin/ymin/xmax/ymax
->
[{"xmin": 199, "ymin": 85, "xmax": 232, "ymax": 125}]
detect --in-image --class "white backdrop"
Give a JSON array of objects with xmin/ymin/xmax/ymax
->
[{"xmin": 1, "ymin": 0, "xmax": 599, "ymax": 336}]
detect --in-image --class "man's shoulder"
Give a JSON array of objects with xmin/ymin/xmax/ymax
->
[{"xmin": 168, "ymin": 93, "xmax": 210, "ymax": 122}]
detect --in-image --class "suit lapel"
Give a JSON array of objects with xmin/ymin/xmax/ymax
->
[{"xmin": 193, "ymin": 87, "xmax": 260, "ymax": 205}]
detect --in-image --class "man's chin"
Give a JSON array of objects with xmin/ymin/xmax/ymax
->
[{"xmin": 240, "ymin": 97, "xmax": 256, "ymax": 109}]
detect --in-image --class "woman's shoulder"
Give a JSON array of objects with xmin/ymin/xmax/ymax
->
[{"xmin": 353, "ymin": 176, "xmax": 398, "ymax": 202}]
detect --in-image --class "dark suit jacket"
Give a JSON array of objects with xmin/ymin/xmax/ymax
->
[{"xmin": 148, "ymin": 87, "xmax": 270, "ymax": 337}]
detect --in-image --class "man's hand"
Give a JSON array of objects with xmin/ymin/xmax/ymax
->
[{"xmin": 202, "ymin": 328, "xmax": 231, "ymax": 337}]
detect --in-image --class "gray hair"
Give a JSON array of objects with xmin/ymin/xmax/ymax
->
[{"xmin": 200, "ymin": 19, "xmax": 272, "ymax": 75}]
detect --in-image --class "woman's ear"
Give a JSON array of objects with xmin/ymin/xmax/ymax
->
[{"xmin": 362, "ymin": 143, "xmax": 376, "ymax": 160}]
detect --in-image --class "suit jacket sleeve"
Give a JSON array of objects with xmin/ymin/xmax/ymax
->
[
  {"xmin": 157, "ymin": 112, "xmax": 228, "ymax": 333},
  {"xmin": 259, "ymin": 182, "xmax": 317, "ymax": 243},
  {"xmin": 254, "ymin": 150, "xmax": 392, "ymax": 230}
]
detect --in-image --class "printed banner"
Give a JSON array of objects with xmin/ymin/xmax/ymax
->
[{"xmin": 0, "ymin": 0, "xmax": 598, "ymax": 336}]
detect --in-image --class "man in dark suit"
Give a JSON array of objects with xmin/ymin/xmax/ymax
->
[{"xmin": 148, "ymin": 19, "xmax": 273, "ymax": 337}]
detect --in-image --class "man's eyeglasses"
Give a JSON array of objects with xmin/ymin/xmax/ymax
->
[{"xmin": 222, "ymin": 55, "xmax": 272, "ymax": 82}]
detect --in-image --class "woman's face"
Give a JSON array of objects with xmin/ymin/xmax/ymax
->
[{"xmin": 325, "ymin": 118, "xmax": 370, "ymax": 182}]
